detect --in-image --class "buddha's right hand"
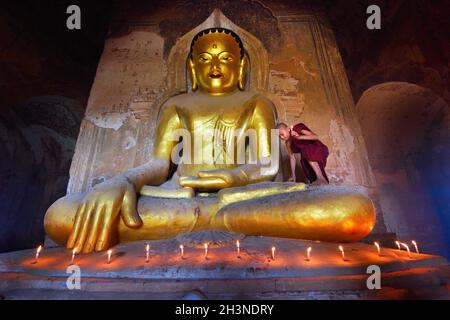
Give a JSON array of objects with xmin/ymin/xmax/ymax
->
[{"xmin": 66, "ymin": 176, "xmax": 143, "ymax": 254}]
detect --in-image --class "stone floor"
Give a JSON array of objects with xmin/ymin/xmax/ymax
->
[{"xmin": 0, "ymin": 237, "xmax": 449, "ymax": 299}]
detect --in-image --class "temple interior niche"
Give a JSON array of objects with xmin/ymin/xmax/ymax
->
[
  {"xmin": 0, "ymin": 0, "xmax": 448, "ymax": 258},
  {"xmin": 357, "ymin": 82, "xmax": 450, "ymax": 257}
]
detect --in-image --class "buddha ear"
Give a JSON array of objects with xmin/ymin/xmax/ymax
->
[
  {"xmin": 188, "ymin": 58, "xmax": 198, "ymax": 91},
  {"xmin": 238, "ymin": 56, "xmax": 248, "ymax": 91}
]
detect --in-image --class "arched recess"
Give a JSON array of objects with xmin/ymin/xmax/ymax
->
[
  {"xmin": 165, "ymin": 9, "xmax": 270, "ymax": 97},
  {"xmin": 162, "ymin": 8, "xmax": 284, "ymax": 179},
  {"xmin": 356, "ymin": 82, "xmax": 450, "ymax": 257}
]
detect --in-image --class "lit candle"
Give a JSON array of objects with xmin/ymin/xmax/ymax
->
[
  {"xmin": 33, "ymin": 245, "xmax": 43, "ymax": 263},
  {"xmin": 395, "ymin": 241, "xmax": 401, "ymax": 250},
  {"xmin": 306, "ymin": 247, "xmax": 312, "ymax": 261},
  {"xmin": 145, "ymin": 244, "xmax": 150, "ymax": 263},
  {"xmin": 179, "ymin": 244, "xmax": 184, "ymax": 259},
  {"xmin": 374, "ymin": 242, "xmax": 381, "ymax": 256},
  {"xmin": 400, "ymin": 243, "xmax": 411, "ymax": 258},
  {"xmin": 107, "ymin": 249, "xmax": 112, "ymax": 264},
  {"xmin": 271, "ymin": 246, "xmax": 276, "ymax": 260},
  {"xmin": 204, "ymin": 243, "xmax": 208, "ymax": 259},
  {"xmin": 70, "ymin": 249, "xmax": 76, "ymax": 265},
  {"xmin": 339, "ymin": 245, "xmax": 345, "ymax": 261},
  {"xmin": 236, "ymin": 240, "xmax": 240, "ymax": 258},
  {"xmin": 412, "ymin": 240, "xmax": 419, "ymax": 254}
]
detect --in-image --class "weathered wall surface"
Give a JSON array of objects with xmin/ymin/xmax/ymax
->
[{"xmin": 67, "ymin": 0, "xmax": 385, "ymax": 232}]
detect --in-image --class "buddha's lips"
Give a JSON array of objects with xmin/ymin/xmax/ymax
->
[{"xmin": 209, "ymin": 73, "xmax": 223, "ymax": 79}]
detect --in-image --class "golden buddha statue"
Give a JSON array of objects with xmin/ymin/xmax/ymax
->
[{"xmin": 44, "ymin": 28, "xmax": 375, "ymax": 254}]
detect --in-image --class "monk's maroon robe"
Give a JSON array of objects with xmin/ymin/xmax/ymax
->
[{"xmin": 289, "ymin": 123, "xmax": 329, "ymax": 183}]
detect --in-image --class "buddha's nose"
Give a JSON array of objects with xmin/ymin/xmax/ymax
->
[
  {"xmin": 209, "ymin": 61, "xmax": 223, "ymax": 78},
  {"xmin": 211, "ymin": 57, "xmax": 222, "ymax": 69}
]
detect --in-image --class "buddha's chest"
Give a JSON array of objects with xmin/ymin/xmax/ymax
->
[{"xmin": 177, "ymin": 103, "xmax": 254, "ymax": 132}]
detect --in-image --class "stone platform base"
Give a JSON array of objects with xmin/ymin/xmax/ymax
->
[{"xmin": 0, "ymin": 237, "xmax": 449, "ymax": 299}]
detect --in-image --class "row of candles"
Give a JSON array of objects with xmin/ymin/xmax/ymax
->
[{"xmin": 31, "ymin": 239, "xmax": 420, "ymax": 265}]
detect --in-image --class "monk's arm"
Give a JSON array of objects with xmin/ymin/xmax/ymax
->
[{"xmin": 292, "ymin": 129, "xmax": 319, "ymax": 141}]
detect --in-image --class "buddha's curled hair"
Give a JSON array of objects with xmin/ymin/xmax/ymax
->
[{"xmin": 189, "ymin": 28, "xmax": 245, "ymax": 59}]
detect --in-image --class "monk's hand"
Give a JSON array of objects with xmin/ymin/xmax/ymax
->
[
  {"xmin": 179, "ymin": 169, "xmax": 247, "ymax": 190},
  {"xmin": 66, "ymin": 176, "xmax": 143, "ymax": 254}
]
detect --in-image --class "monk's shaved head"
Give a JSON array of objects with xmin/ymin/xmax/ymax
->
[{"xmin": 277, "ymin": 122, "xmax": 290, "ymax": 141}]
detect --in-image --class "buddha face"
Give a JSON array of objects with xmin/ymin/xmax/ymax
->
[{"xmin": 190, "ymin": 31, "xmax": 244, "ymax": 94}]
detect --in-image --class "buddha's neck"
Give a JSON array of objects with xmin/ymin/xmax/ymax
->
[{"xmin": 197, "ymin": 89, "xmax": 239, "ymax": 98}]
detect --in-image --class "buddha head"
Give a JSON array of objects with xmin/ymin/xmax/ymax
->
[{"xmin": 189, "ymin": 28, "xmax": 247, "ymax": 94}]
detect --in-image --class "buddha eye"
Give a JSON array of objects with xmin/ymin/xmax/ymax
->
[
  {"xmin": 220, "ymin": 56, "xmax": 232, "ymax": 62},
  {"xmin": 198, "ymin": 56, "xmax": 210, "ymax": 63}
]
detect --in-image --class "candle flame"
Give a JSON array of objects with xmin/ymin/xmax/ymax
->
[
  {"xmin": 339, "ymin": 245, "xmax": 345, "ymax": 260},
  {"xmin": 400, "ymin": 242, "xmax": 411, "ymax": 257},
  {"xmin": 145, "ymin": 244, "xmax": 150, "ymax": 262},
  {"xmin": 107, "ymin": 249, "xmax": 112, "ymax": 263},
  {"xmin": 271, "ymin": 246, "xmax": 276, "ymax": 260},
  {"xmin": 204, "ymin": 243, "xmax": 208, "ymax": 258},
  {"xmin": 412, "ymin": 240, "xmax": 419, "ymax": 254},
  {"xmin": 33, "ymin": 245, "xmax": 43, "ymax": 263},
  {"xmin": 179, "ymin": 244, "xmax": 184, "ymax": 257},
  {"xmin": 306, "ymin": 246, "xmax": 312, "ymax": 260},
  {"xmin": 71, "ymin": 249, "xmax": 76, "ymax": 265},
  {"xmin": 236, "ymin": 240, "xmax": 240, "ymax": 257},
  {"xmin": 374, "ymin": 242, "xmax": 381, "ymax": 255}
]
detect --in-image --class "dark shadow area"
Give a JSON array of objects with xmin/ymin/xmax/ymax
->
[{"xmin": 0, "ymin": 1, "xmax": 113, "ymax": 252}]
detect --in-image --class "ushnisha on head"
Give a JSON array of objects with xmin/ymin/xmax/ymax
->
[
  {"xmin": 189, "ymin": 28, "xmax": 247, "ymax": 94},
  {"xmin": 276, "ymin": 122, "xmax": 291, "ymax": 141}
]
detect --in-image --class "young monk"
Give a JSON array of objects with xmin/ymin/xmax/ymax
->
[{"xmin": 277, "ymin": 122, "xmax": 329, "ymax": 185}]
